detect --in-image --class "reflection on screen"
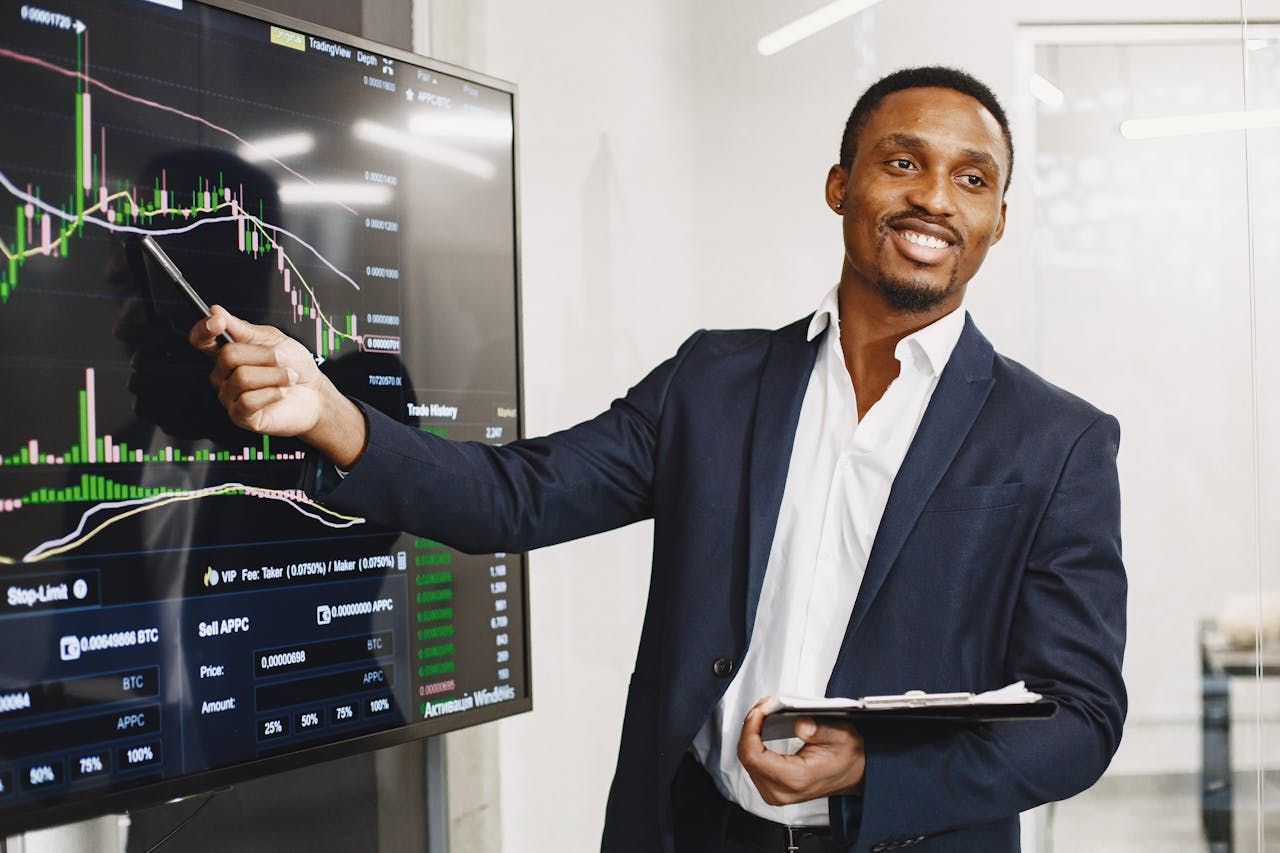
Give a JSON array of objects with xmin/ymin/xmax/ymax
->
[{"xmin": 0, "ymin": 0, "xmax": 525, "ymax": 830}]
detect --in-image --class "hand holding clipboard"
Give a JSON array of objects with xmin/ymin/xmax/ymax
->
[{"xmin": 761, "ymin": 681, "xmax": 1057, "ymax": 741}]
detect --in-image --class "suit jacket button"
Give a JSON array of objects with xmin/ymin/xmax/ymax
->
[{"xmin": 712, "ymin": 657, "xmax": 734, "ymax": 678}]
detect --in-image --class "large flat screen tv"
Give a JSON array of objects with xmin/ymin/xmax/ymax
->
[{"xmin": 0, "ymin": 0, "xmax": 528, "ymax": 832}]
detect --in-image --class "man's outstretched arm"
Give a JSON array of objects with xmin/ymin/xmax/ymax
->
[{"xmin": 191, "ymin": 306, "xmax": 702, "ymax": 554}]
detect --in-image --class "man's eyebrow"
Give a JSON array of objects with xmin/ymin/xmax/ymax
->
[
  {"xmin": 873, "ymin": 133, "xmax": 1002, "ymax": 174},
  {"xmin": 872, "ymin": 133, "xmax": 928, "ymax": 152},
  {"xmin": 959, "ymin": 147, "xmax": 1000, "ymax": 173}
]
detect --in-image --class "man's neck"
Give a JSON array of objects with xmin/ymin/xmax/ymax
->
[{"xmin": 835, "ymin": 279, "xmax": 960, "ymax": 420}]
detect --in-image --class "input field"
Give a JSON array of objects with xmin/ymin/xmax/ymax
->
[
  {"xmin": 253, "ymin": 632, "xmax": 394, "ymax": 679},
  {"xmin": 254, "ymin": 664, "xmax": 395, "ymax": 712}
]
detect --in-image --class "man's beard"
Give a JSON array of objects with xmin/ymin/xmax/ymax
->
[
  {"xmin": 873, "ymin": 269, "xmax": 960, "ymax": 313},
  {"xmin": 872, "ymin": 231, "xmax": 961, "ymax": 313}
]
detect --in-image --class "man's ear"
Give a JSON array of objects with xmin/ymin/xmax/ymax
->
[
  {"xmin": 825, "ymin": 164, "xmax": 848, "ymax": 214},
  {"xmin": 991, "ymin": 201, "xmax": 1007, "ymax": 245}
]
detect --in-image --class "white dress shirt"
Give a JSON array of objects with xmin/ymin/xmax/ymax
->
[{"xmin": 690, "ymin": 285, "xmax": 966, "ymax": 826}]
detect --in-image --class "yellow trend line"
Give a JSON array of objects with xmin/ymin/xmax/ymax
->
[
  {"xmin": 1, "ymin": 193, "xmax": 357, "ymax": 349},
  {"xmin": 19, "ymin": 485, "xmax": 363, "ymax": 564}
]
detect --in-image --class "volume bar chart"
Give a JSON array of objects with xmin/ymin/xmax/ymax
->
[
  {"xmin": 0, "ymin": 369, "xmax": 303, "ymax": 467},
  {"xmin": 4, "ymin": 474, "xmax": 235, "ymax": 512}
]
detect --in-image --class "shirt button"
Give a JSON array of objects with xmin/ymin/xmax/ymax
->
[{"xmin": 712, "ymin": 657, "xmax": 734, "ymax": 678}]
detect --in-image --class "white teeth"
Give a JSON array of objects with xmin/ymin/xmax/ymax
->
[{"xmin": 900, "ymin": 230, "xmax": 951, "ymax": 249}]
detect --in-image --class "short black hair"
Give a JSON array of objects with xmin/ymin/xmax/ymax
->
[{"xmin": 839, "ymin": 66, "xmax": 1014, "ymax": 192}]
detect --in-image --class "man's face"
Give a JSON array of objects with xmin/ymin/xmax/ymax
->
[{"xmin": 827, "ymin": 87, "xmax": 1009, "ymax": 313}]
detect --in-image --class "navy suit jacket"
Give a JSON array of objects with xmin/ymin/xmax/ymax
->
[{"xmin": 312, "ymin": 313, "xmax": 1127, "ymax": 852}]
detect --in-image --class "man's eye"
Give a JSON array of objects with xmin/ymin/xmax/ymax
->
[
  {"xmin": 889, "ymin": 159, "xmax": 915, "ymax": 170},
  {"xmin": 961, "ymin": 174, "xmax": 986, "ymax": 187}
]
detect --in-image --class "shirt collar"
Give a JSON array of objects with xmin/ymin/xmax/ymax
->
[
  {"xmin": 806, "ymin": 285, "xmax": 966, "ymax": 378},
  {"xmin": 806, "ymin": 286, "xmax": 841, "ymax": 341}
]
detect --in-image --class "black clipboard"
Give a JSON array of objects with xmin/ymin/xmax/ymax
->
[{"xmin": 762, "ymin": 699, "xmax": 1058, "ymax": 741}]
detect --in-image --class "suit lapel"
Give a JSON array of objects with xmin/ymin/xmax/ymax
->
[
  {"xmin": 744, "ymin": 317, "xmax": 819, "ymax": 646},
  {"xmin": 828, "ymin": 314, "xmax": 996, "ymax": 687}
]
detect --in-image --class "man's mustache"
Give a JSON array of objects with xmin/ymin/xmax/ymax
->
[{"xmin": 881, "ymin": 209, "xmax": 962, "ymax": 246}]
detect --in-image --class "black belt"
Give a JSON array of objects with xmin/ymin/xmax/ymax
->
[{"xmin": 725, "ymin": 802, "xmax": 841, "ymax": 853}]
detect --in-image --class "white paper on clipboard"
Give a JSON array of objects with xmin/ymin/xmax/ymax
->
[{"xmin": 760, "ymin": 682, "xmax": 1048, "ymax": 741}]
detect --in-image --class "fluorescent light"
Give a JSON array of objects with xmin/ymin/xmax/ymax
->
[
  {"xmin": 408, "ymin": 111, "xmax": 513, "ymax": 143},
  {"xmin": 353, "ymin": 120, "xmax": 496, "ymax": 180},
  {"xmin": 1246, "ymin": 39, "xmax": 1270, "ymax": 51},
  {"xmin": 1120, "ymin": 108, "xmax": 1280, "ymax": 139},
  {"xmin": 757, "ymin": 0, "xmax": 885, "ymax": 57},
  {"xmin": 278, "ymin": 182, "xmax": 393, "ymax": 206},
  {"xmin": 138, "ymin": 0, "xmax": 183, "ymax": 8},
  {"xmin": 238, "ymin": 132, "xmax": 315, "ymax": 163},
  {"xmin": 1029, "ymin": 73, "xmax": 1065, "ymax": 108}
]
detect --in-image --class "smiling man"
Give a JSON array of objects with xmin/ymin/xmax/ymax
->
[{"xmin": 193, "ymin": 67, "xmax": 1126, "ymax": 852}]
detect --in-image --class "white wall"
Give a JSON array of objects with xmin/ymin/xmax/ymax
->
[
  {"xmin": 480, "ymin": 3, "xmax": 701, "ymax": 848},
  {"xmin": 422, "ymin": 1, "xmax": 703, "ymax": 850},
  {"xmin": 421, "ymin": 0, "xmax": 1280, "ymax": 848}
]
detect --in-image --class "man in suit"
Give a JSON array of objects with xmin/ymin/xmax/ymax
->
[{"xmin": 192, "ymin": 66, "xmax": 1126, "ymax": 852}]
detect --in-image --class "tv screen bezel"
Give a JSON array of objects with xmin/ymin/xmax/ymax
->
[{"xmin": 0, "ymin": 0, "xmax": 531, "ymax": 834}]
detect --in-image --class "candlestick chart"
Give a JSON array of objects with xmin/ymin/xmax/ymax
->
[
  {"xmin": 0, "ymin": 2, "xmax": 412, "ymax": 565},
  {"xmin": 0, "ymin": 30, "xmax": 390, "ymax": 360}
]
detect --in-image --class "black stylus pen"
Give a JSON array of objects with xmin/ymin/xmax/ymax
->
[{"xmin": 139, "ymin": 234, "xmax": 235, "ymax": 345}]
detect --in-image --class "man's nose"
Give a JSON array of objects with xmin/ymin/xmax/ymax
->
[{"xmin": 904, "ymin": 170, "xmax": 958, "ymax": 217}]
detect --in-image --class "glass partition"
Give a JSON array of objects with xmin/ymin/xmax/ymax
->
[
  {"xmin": 1018, "ymin": 18, "xmax": 1277, "ymax": 851},
  {"xmin": 1242, "ymin": 8, "xmax": 1280, "ymax": 853}
]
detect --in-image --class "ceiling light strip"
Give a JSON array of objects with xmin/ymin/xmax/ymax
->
[
  {"xmin": 1120, "ymin": 108, "xmax": 1280, "ymax": 139},
  {"xmin": 757, "ymin": 0, "xmax": 884, "ymax": 57}
]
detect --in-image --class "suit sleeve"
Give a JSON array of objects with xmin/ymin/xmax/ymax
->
[
  {"xmin": 306, "ymin": 331, "xmax": 705, "ymax": 554},
  {"xmin": 838, "ymin": 413, "xmax": 1127, "ymax": 849}
]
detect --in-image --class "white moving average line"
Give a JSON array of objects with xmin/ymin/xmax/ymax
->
[
  {"xmin": 0, "ymin": 167, "xmax": 363, "ymax": 292},
  {"xmin": 21, "ymin": 482, "xmax": 365, "ymax": 564}
]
